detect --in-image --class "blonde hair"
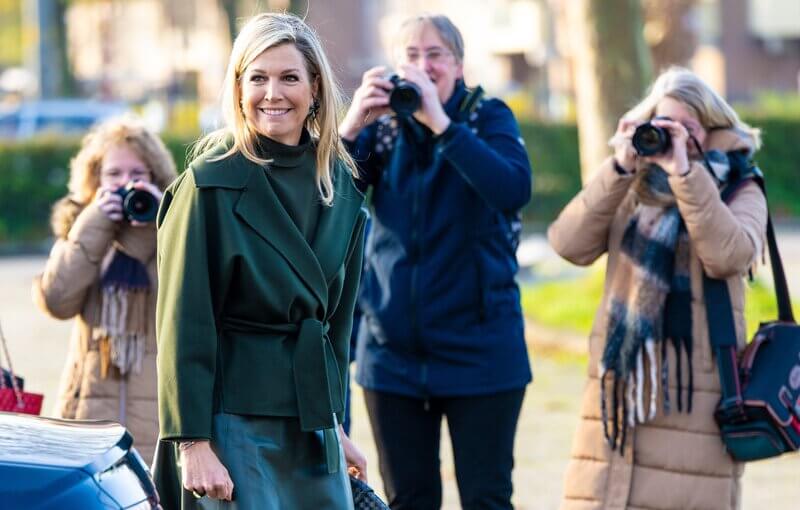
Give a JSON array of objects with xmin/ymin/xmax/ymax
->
[
  {"xmin": 192, "ymin": 12, "xmax": 355, "ymax": 206},
  {"xmin": 621, "ymin": 67, "xmax": 761, "ymax": 152},
  {"xmin": 67, "ymin": 116, "xmax": 177, "ymax": 205}
]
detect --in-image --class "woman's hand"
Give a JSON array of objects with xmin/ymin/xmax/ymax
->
[
  {"xmin": 339, "ymin": 426, "xmax": 368, "ymax": 482},
  {"xmin": 641, "ymin": 118, "xmax": 691, "ymax": 177},
  {"xmin": 340, "ymin": 66, "xmax": 394, "ymax": 142},
  {"xmin": 180, "ymin": 441, "xmax": 234, "ymax": 501},
  {"xmin": 94, "ymin": 186, "xmax": 124, "ymax": 222},
  {"xmin": 609, "ymin": 117, "xmax": 638, "ymax": 174},
  {"xmin": 397, "ymin": 64, "xmax": 451, "ymax": 135},
  {"xmin": 128, "ymin": 180, "xmax": 163, "ymax": 227}
]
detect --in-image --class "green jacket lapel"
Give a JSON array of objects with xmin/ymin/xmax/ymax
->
[
  {"xmin": 310, "ymin": 163, "xmax": 365, "ymax": 282},
  {"xmin": 234, "ymin": 164, "xmax": 328, "ymax": 309}
]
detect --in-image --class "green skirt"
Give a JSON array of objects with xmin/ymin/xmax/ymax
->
[{"xmin": 152, "ymin": 413, "xmax": 354, "ymax": 510}]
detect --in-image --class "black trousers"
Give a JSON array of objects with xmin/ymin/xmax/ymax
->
[{"xmin": 363, "ymin": 387, "xmax": 526, "ymax": 510}]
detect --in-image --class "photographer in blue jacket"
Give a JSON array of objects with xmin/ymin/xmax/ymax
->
[{"xmin": 340, "ymin": 14, "xmax": 532, "ymax": 510}]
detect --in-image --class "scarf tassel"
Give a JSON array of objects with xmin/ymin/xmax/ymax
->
[
  {"xmin": 98, "ymin": 249, "xmax": 151, "ymax": 377},
  {"xmin": 669, "ymin": 335, "xmax": 694, "ymax": 413}
]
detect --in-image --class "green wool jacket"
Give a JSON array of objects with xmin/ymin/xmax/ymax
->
[{"xmin": 155, "ymin": 142, "xmax": 366, "ymax": 441}]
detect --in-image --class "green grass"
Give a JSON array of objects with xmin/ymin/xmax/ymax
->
[
  {"xmin": 521, "ymin": 268, "xmax": 605, "ymax": 336},
  {"xmin": 521, "ymin": 269, "xmax": 799, "ymax": 339}
]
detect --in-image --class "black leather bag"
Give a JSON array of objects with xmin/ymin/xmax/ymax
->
[
  {"xmin": 350, "ymin": 476, "xmax": 390, "ymax": 510},
  {"xmin": 704, "ymin": 174, "xmax": 800, "ymax": 461}
]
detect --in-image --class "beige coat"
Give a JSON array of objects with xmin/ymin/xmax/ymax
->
[
  {"xmin": 32, "ymin": 200, "xmax": 159, "ymax": 463},
  {"xmin": 548, "ymin": 130, "xmax": 767, "ymax": 510}
]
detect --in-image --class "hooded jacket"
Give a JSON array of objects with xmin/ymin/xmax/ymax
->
[{"xmin": 33, "ymin": 198, "xmax": 159, "ymax": 463}]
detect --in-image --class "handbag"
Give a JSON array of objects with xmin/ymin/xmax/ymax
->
[
  {"xmin": 0, "ymin": 320, "xmax": 43, "ymax": 415},
  {"xmin": 704, "ymin": 171, "xmax": 800, "ymax": 461},
  {"xmin": 350, "ymin": 476, "xmax": 390, "ymax": 510}
]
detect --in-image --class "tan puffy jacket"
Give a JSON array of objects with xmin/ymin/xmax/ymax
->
[
  {"xmin": 548, "ymin": 130, "xmax": 767, "ymax": 510},
  {"xmin": 32, "ymin": 199, "xmax": 159, "ymax": 463}
]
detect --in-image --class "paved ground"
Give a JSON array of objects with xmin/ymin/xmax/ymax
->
[{"xmin": 2, "ymin": 254, "xmax": 798, "ymax": 508}]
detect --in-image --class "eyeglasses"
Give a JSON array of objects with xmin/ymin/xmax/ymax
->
[{"xmin": 403, "ymin": 48, "xmax": 453, "ymax": 65}]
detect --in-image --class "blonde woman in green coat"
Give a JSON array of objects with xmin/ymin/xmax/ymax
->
[{"xmin": 152, "ymin": 13, "xmax": 368, "ymax": 510}]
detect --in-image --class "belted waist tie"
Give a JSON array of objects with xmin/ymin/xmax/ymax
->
[{"xmin": 221, "ymin": 317, "xmax": 343, "ymax": 474}]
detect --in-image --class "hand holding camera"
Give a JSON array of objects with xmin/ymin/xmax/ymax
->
[
  {"xmin": 96, "ymin": 181, "xmax": 162, "ymax": 226},
  {"xmin": 395, "ymin": 64, "xmax": 450, "ymax": 135},
  {"xmin": 340, "ymin": 65, "xmax": 451, "ymax": 140},
  {"xmin": 339, "ymin": 66, "xmax": 394, "ymax": 141},
  {"xmin": 635, "ymin": 117, "xmax": 692, "ymax": 177},
  {"xmin": 612, "ymin": 116, "xmax": 693, "ymax": 177},
  {"xmin": 611, "ymin": 118, "xmax": 639, "ymax": 173}
]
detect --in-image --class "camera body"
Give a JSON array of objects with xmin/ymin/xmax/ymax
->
[
  {"xmin": 114, "ymin": 182, "xmax": 158, "ymax": 223},
  {"xmin": 632, "ymin": 116, "xmax": 673, "ymax": 156},
  {"xmin": 388, "ymin": 74, "xmax": 422, "ymax": 117}
]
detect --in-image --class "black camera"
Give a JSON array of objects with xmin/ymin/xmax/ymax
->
[
  {"xmin": 632, "ymin": 116, "xmax": 672, "ymax": 156},
  {"xmin": 388, "ymin": 74, "xmax": 421, "ymax": 117},
  {"xmin": 115, "ymin": 182, "xmax": 159, "ymax": 223}
]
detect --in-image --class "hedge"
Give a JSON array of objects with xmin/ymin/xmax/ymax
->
[
  {"xmin": 1, "ymin": 117, "xmax": 798, "ymax": 245},
  {"xmin": 519, "ymin": 117, "xmax": 800, "ymax": 227},
  {"xmin": 0, "ymin": 136, "xmax": 193, "ymax": 246}
]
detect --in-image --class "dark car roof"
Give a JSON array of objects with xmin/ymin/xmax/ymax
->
[{"xmin": 0, "ymin": 412, "xmax": 130, "ymax": 471}]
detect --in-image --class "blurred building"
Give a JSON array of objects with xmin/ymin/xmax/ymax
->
[
  {"xmin": 698, "ymin": 0, "xmax": 800, "ymax": 102},
  {"xmin": 66, "ymin": 0, "xmax": 230, "ymax": 105},
  {"xmin": 28, "ymin": 0, "xmax": 800, "ymax": 127},
  {"xmin": 303, "ymin": 0, "xmax": 384, "ymax": 94},
  {"xmin": 309, "ymin": 0, "xmax": 553, "ymax": 117}
]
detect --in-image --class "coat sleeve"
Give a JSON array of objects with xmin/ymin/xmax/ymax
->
[
  {"xmin": 435, "ymin": 98, "xmax": 532, "ymax": 212},
  {"xmin": 327, "ymin": 210, "xmax": 367, "ymax": 425},
  {"xmin": 156, "ymin": 169, "xmax": 222, "ymax": 441},
  {"xmin": 547, "ymin": 158, "xmax": 635, "ymax": 266},
  {"xmin": 343, "ymin": 125, "xmax": 381, "ymax": 193},
  {"xmin": 32, "ymin": 203, "xmax": 116, "ymax": 320},
  {"xmin": 670, "ymin": 162, "xmax": 767, "ymax": 279}
]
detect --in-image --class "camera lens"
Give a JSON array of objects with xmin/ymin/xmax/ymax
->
[
  {"xmin": 388, "ymin": 75, "xmax": 421, "ymax": 117},
  {"xmin": 122, "ymin": 189, "xmax": 158, "ymax": 223},
  {"xmin": 632, "ymin": 122, "xmax": 672, "ymax": 156}
]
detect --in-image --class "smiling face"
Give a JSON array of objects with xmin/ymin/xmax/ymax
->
[
  {"xmin": 397, "ymin": 22, "xmax": 463, "ymax": 104},
  {"xmin": 99, "ymin": 143, "xmax": 152, "ymax": 190},
  {"xmin": 654, "ymin": 96, "xmax": 708, "ymax": 156},
  {"xmin": 240, "ymin": 43, "xmax": 317, "ymax": 145}
]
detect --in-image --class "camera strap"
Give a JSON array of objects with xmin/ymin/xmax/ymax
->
[{"xmin": 457, "ymin": 85, "xmax": 484, "ymax": 121}]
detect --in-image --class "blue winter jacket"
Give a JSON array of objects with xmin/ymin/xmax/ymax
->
[{"xmin": 345, "ymin": 81, "xmax": 532, "ymax": 398}]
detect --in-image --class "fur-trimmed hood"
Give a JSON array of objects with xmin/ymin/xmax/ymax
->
[{"xmin": 50, "ymin": 196, "xmax": 86, "ymax": 240}]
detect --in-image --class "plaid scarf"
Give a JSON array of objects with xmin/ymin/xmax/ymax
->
[
  {"xmin": 600, "ymin": 154, "xmax": 730, "ymax": 452},
  {"xmin": 96, "ymin": 248, "xmax": 151, "ymax": 377}
]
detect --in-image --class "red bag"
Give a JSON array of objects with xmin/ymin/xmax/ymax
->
[{"xmin": 0, "ymin": 321, "xmax": 43, "ymax": 415}]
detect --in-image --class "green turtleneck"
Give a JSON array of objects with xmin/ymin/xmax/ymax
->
[{"xmin": 256, "ymin": 130, "xmax": 320, "ymax": 241}]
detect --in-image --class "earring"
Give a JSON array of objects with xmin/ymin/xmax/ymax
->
[{"xmin": 308, "ymin": 98, "xmax": 320, "ymax": 118}]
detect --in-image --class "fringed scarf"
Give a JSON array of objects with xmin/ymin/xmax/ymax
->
[
  {"xmin": 600, "ymin": 152, "xmax": 731, "ymax": 452},
  {"xmin": 97, "ymin": 249, "xmax": 151, "ymax": 377}
]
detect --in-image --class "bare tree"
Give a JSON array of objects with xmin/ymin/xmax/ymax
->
[
  {"xmin": 642, "ymin": 0, "xmax": 698, "ymax": 71},
  {"xmin": 569, "ymin": 0, "xmax": 653, "ymax": 182}
]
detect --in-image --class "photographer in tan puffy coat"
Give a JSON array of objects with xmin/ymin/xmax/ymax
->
[
  {"xmin": 549, "ymin": 68, "xmax": 767, "ymax": 510},
  {"xmin": 32, "ymin": 118, "xmax": 176, "ymax": 463}
]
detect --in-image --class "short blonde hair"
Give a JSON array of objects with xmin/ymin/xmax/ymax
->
[
  {"xmin": 193, "ymin": 12, "xmax": 355, "ymax": 206},
  {"xmin": 622, "ymin": 67, "xmax": 761, "ymax": 153},
  {"xmin": 67, "ymin": 116, "xmax": 177, "ymax": 204}
]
